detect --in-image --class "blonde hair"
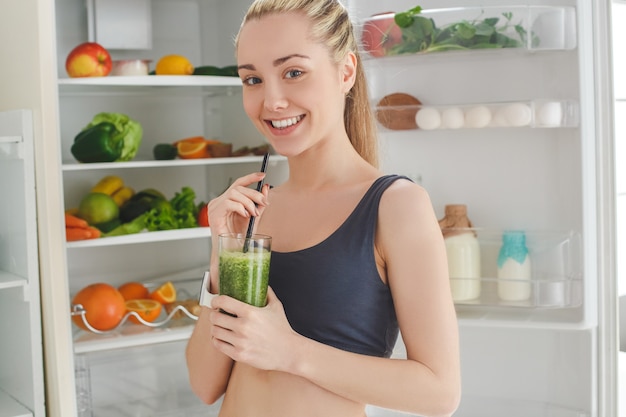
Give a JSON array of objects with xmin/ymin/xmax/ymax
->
[{"xmin": 236, "ymin": 0, "xmax": 379, "ymax": 167}]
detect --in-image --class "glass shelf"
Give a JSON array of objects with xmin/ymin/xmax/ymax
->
[
  {"xmin": 375, "ymin": 99, "xmax": 578, "ymax": 131},
  {"xmin": 0, "ymin": 270, "xmax": 26, "ymax": 291},
  {"xmin": 360, "ymin": 6, "xmax": 577, "ymax": 60}
]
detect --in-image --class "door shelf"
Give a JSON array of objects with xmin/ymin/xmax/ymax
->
[
  {"xmin": 0, "ymin": 270, "xmax": 27, "ymax": 291},
  {"xmin": 359, "ymin": 6, "xmax": 576, "ymax": 60},
  {"xmin": 443, "ymin": 228, "xmax": 582, "ymax": 309},
  {"xmin": 0, "ymin": 390, "xmax": 32, "ymax": 417},
  {"xmin": 65, "ymin": 227, "xmax": 211, "ymax": 249},
  {"xmin": 375, "ymin": 99, "xmax": 578, "ymax": 131}
]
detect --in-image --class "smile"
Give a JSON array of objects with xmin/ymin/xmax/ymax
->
[{"xmin": 269, "ymin": 115, "xmax": 304, "ymax": 129}]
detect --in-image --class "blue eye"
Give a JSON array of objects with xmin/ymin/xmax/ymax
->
[
  {"xmin": 243, "ymin": 76, "xmax": 262, "ymax": 86},
  {"xmin": 285, "ymin": 69, "xmax": 303, "ymax": 79}
]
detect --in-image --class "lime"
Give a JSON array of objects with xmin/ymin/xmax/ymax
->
[{"xmin": 78, "ymin": 192, "xmax": 119, "ymax": 225}]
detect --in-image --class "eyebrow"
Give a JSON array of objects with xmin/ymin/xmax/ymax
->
[{"xmin": 237, "ymin": 54, "xmax": 310, "ymax": 72}]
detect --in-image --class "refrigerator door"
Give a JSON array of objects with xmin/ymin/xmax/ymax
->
[
  {"xmin": 0, "ymin": 109, "xmax": 45, "ymax": 416},
  {"xmin": 349, "ymin": 0, "xmax": 618, "ymax": 416}
]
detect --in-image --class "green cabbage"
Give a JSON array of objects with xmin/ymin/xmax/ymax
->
[{"xmin": 84, "ymin": 112, "xmax": 143, "ymax": 161}]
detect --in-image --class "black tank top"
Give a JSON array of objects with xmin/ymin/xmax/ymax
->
[{"xmin": 270, "ymin": 175, "xmax": 407, "ymax": 358}]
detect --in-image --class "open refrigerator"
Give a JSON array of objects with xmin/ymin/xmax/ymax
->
[{"xmin": 0, "ymin": 0, "xmax": 620, "ymax": 416}]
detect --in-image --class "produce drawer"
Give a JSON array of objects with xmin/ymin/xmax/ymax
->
[{"xmin": 359, "ymin": 6, "xmax": 577, "ymax": 59}]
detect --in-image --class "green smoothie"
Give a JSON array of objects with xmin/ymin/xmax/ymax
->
[{"xmin": 219, "ymin": 249, "xmax": 271, "ymax": 307}]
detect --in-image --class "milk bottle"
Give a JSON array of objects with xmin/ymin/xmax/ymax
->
[
  {"xmin": 497, "ymin": 231, "xmax": 532, "ymax": 301},
  {"xmin": 438, "ymin": 205, "xmax": 481, "ymax": 301}
]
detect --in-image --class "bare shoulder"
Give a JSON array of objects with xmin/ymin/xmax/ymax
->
[{"xmin": 378, "ymin": 177, "xmax": 435, "ymax": 222}]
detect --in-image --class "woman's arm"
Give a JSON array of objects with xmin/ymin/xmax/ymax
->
[
  {"xmin": 185, "ymin": 171, "xmax": 270, "ymax": 403},
  {"xmin": 185, "ymin": 305, "xmax": 234, "ymax": 404},
  {"xmin": 288, "ymin": 180, "xmax": 461, "ymax": 416}
]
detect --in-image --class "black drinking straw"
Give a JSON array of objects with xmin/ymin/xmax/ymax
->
[{"xmin": 243, "ymin": 152, "xmax": 270, "ymax": 252}]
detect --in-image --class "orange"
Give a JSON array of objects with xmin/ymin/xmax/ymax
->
[
  {"xmin": 150, "ymin": 281, "xmax": 177, "ymax": 304},
  {"xmin": 118, "ymin": 282, "xmax": 149, "ymax": 301},
  {"xmin": 172, "ymin": 136, "xmax": 206, "ymax": 146},
  {"xmin": 71, "ymin": 283, "xmax": 126, "ymax": 332},
  {"xmin": 125, "ymin": 299, "xmax": 163, "ymax": 324},
  {"xmin": 177, "ymin": 141, "xmax": 209, "ymax": 159}
]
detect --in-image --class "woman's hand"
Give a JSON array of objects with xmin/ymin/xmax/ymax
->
[
  {"xmin": 209, "ymin": 287, "xmax": 299, "ymax": 372},
  {"xmin": 207, "ymin": 172, "xmax": 270, "ymax": 238}
]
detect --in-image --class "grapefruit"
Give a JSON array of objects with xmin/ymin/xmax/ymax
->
[{"xmin": 71, "ymin": 283, "xmax": 126, "ymax": 331}]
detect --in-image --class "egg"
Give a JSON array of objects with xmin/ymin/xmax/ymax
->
[
  {"xmin": 499, "ymin": 103, "xmax": 532, "ymax": 127},
  {"xmin": 441, "ymin": 107, "xmax": 465, "ymax": 129},
  {"xmin": 464, "ymin": 106, "xmax": 492, "ymax": 128},
  {"xmin": 415, "ymin": 107, "xmax": 442, "ymax": 130},
  {"xmin": 536, "ymin": 102, "xmax": 563, "ymax": 127}
]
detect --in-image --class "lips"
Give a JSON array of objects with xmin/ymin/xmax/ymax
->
[{"xmin": 269, "ymin": 115, "xmax": 304, "ymax": 129}]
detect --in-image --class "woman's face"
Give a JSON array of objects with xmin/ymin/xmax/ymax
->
[{"xmin": 236, "ymin": 11, "xmax": 356, "ymax": 157}]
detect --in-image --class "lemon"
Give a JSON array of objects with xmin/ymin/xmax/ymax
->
[
  {"xmin": 78, "ymin": 192, "xmax": 119, "ymax": 225},
  {"xmin": 155, "ymin": 55, "xmax": 194, "ymax": 75}
]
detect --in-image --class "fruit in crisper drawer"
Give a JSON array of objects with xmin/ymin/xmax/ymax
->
[
  {"xmin": 155, "ymin": 54, "xmax": 194, "ymax": 75},
  {"xmin": 118, "ymin": 282, "xmax": 150, "ymax": 301},
  {"xmin": 71, "ymin": 283, "xmax": 126, "ymax": 331},
  {"xmin": 77, "ymin": 192, "xmax": 119, "ymax": 225},
  {"xmin": 361, "ymin": 12, "xmax": 403, "ymax": 57},
  {"xmin": 125, "ymin": 299, "xmax": 163, "ymax": 324},
  {"xmin": 66, "ymin": 42, "xmax": 112, "ymax": 78}
]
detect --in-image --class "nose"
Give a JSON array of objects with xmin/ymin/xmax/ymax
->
[{"xmin": 263, "ymin": 82, "xmax": 288, "ymax": 112}]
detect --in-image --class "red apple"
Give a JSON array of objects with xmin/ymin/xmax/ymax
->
[
  {"xmin": 361, "ymin": 12, "xmax": 403, "ymax": 58},
  {"xmin": 65, "ymin": 42, "xmax": 112, "ymax": 78}
]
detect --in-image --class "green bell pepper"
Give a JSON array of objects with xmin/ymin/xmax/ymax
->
[{"xmin": 70, "ymin": 122, "xmax": 124, "ymax": 163}]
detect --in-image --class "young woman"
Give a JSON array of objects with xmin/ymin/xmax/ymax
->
[{"xmin": 185, "ymin": 1, "xmax": 461, "ymax": 416}]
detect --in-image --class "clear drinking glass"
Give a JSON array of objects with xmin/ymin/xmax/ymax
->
[{"xmin": 218, "ymin": 233, "xmax": 271, "ymax": 307}]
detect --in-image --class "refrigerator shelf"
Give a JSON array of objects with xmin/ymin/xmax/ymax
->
[
  {"xmin": 71, "ymin": 304, "xmax": 197, "ymax": 354},
  {"xmin": 57, "ymin": 75, "xmax": 242, "ymax": 96},
  {"xmin": 65, "ymin": 227, "xmax": 211, "ymax": 249},
  {"xmin": 359, "ymin": 6, "xmax": 576, "ymax": 60},
  {"xmin": 375, "ymin": 99, "xmax": 579, "ymax": 131},
  {"xmin": 0, "ymin": 390, "xmax": 32, "ymax": 417},
  {"xmin": 442, "ymin": 228, "xmax": 582, "ymax": 309},
  {"xmin": 61, "ymin": 154, "xmax": 284, "ymax": 171}
]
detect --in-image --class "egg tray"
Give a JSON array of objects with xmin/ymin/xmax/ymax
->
[
  {"xmin": 374, "ymin": 99, "xmax": 579, "ymax": 131},
  {"xmin": 70, "ymin": 302, "xmax": 200, "ymax": 334}
]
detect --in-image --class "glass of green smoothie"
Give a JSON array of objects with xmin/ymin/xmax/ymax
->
[{"xmin": 218, "ymin": 233, "xmax": 272, "ymax": 308}]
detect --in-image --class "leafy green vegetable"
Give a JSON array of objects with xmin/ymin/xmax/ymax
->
[
  {"xmin": 390, "ymin": 6, "xmax": 539, "ymax": 56},
  {"xmin": 144, "ymin": 186, "xmax": 200, "ymax": 231},
  {"xmin": 83, "ymin": 112, "xmax": 143, "ymax": 161}
]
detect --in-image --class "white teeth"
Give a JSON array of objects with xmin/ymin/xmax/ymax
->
[{"xmin": 271, "ymin": 115, "xmax": 302, "ymax": 129}]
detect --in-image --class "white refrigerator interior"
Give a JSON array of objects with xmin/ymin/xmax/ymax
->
[
  {"xmin": 0, "ymin": 109, "xmax": 45, "ymax": 417},
  {"xmin": 36, "ymin": 0, "xmax": 619, "ymax": 416}
]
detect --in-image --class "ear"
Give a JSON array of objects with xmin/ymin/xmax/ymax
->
[{"xmin": 340, "ymin": 51, "xmax": 357, "ymax": 94}]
